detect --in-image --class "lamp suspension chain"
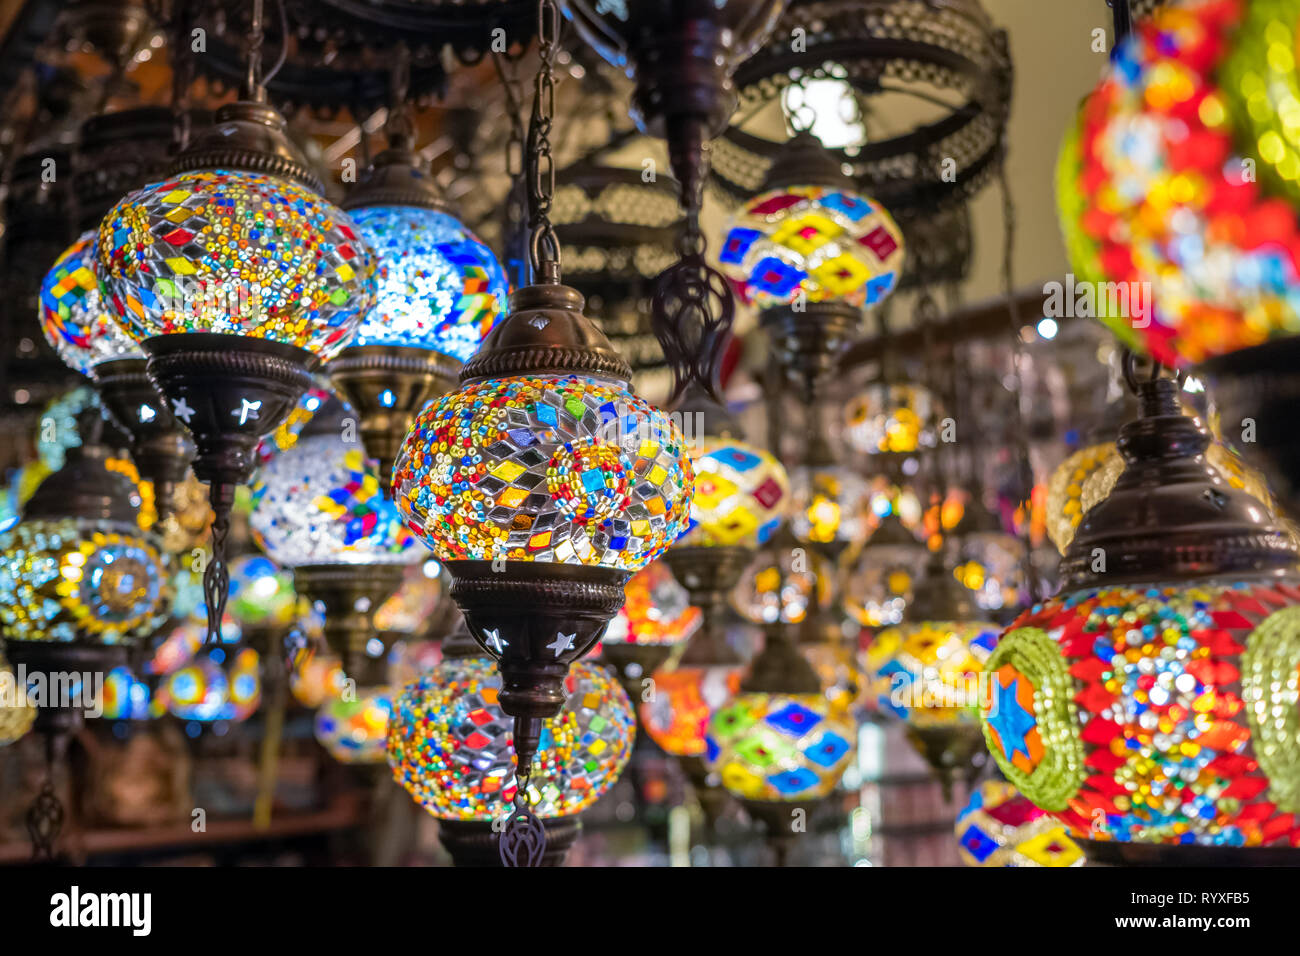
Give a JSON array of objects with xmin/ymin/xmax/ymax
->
[{"xmin": 526, "ymin": 0, "xmax": 562, "ymax": 283}]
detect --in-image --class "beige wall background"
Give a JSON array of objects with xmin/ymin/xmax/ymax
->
[{"xmin": 964, "ymin": 0, "xmax": 1120, "ymax": 299}]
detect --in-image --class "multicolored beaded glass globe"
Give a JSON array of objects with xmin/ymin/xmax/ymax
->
[
  {"xmin": 706, "ymin": 692, "xmax": 857, "ymax": 801},
  {"xmin": 251, "ymin": 433, "xmax": 421, "ymax": 567},
  {"xmin": 981, "ymin": 583, "xmax": 1300, "ymax": 848},
  {"xmin": 640, "ymin": 665, "xmax": 744, "ymax": 757},
  {"xmin": 162, "ymin": 646, "xmax": 260, "ymax": 723},
  {"xmin": 0, "ymin": 518, "xmax": 169, "ymax": 644},
  {"xmin": 1062, "ymin": 0, "xmax": 1300, "ymax": 365},
  {"xmin": 316, "ymin": 685, "xmax": 394, "ymax": 764},
  {"xmin": 603, "ymin": 560, "xmax": 702, "ymax": 646},
  {"xmin": 844, "ymin": 534, "xmax": 929, "ymax": 628},
  {"xmin": 863, "ymin": 620, "xmax": 999, "ymax": 725},
  {"xmin": 789, "ymin": 464, "xmax": 872, "ymax": 550},
  {"xmin": 843, "ymin": 383, "xmax": 935, "ymax": 456},
  {"xmin": 719, "ymin": 185, "xmax": 905, "ymax": 309},
  {"xmin": 290, "ymin": 645, "xmax": 348, "ymax": 709},
  {"xmin": 956, "ymin": 780, "xmax": 1085, "ymax": 867},
  {"xmin": 96, "ymin": 169, "xmax": 375, "ymax": 358},
  {"xmin": 0, "ymin": 461, "xmax": 49, "ymax": 535},
  {"xmin": 103, "ymin": 666, "xmax": 160, "ymax": 721},
  {"xmin": 0, "ymin": 653, "xmax": 36, "ymax": 745},
  {"xmin": 675, "ymin": 437, "xmax": 789, "ymax": 548},
  {"xmin": 393, "ymin": 374, "xmax": 693, "ymax": 570},
  {"xmin": 39, "ymin": 230, "xmax": 142, "ymax": 376},
  {"xmin": 388, "ymin": 657, "xmax": 634, "ymax": 819},
  {"xmin": 226, "ymin": 554, "xmax": 299, "ymax": 629},
  {"xmin": 347, "ymin": 205, "xmax": 508, "ymax": 362},
  {"xmin": 733, "ymin": 547, "xmax": 832, "ymax": 625},
  {"xmin": 955, "ymin": 532, "xmax": 1029, "ymax": 615}
]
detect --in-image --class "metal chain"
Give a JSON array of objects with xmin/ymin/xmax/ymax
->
[
  {"xmin": 245, "ymin": 0, "xmax": 265, "ymax": 101},
  {"xmin": 492, "ymin": 44, "xmax": 530, "ymax": 289},
  {"xmin": 203, "ymin": 490, "xmax": 232, "ymax": 645},
  {"xmin": 384, "ymin": 43, "xmax": 414, "ymax": 152},
  {"xmin": 997, "ymin": 162, "xmax": 1043, "ymax": 600},
  {"xmin": 526, "ymin": 0, "xmax": 561, "ymax": 279}
]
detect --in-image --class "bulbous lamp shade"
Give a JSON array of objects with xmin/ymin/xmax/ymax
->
[
  {"xmin": 640, "ymin": 665, "xmax": 743, "ymax": 758},
  {"xmin": 956, "ymin": 780, "xmax": 1084, "ymax": 867},
  {"xmin": 980, "ymin": 369, "xmax": 1300, "ymax": 859},
  {"xmin": 843, "ymin": 383, "xmax": 934, "ymax": 456},
  {"xmin": 789, "ymin": 463, "xmax": 872, "ymax": 553},
  {"xmin": 163, "ymin": 646, "xmax": 261, "ymax": 723},
  {"xmin": 394, "ymin": 375, "xmax": 691, "ymax": 569},
  {"xmin": 675, "ymin": 437, "xmax": 789, "ymax": 548},
  {"xmin": 347, "ymin": 204, "xmax": 507, "ymax": 361},
  {"xmin": 864, "ymin": 620, "xmax": 999, "ymax": 723},
  {"xmin": 388, "ymin": 657, "xmax": 634, "ymax": 819},
  {"xmin": 706, "ymin": 692, "xmax": 856, "ymax": 801},
  {"xmin": 733, "ymin": 547, "xmax": 831, "ymax": 626},
  {"xmin": 603, "ymin": 560, "xmax": 701, "ymax": 647},
  {"xmin": 316, "ymin": 685, "xmax": 394, "ymax": 764},
  {"xmin": 0, "ymin": 518, "xmax": 168, "ymax": 645},
  {"xmin": 226, "ymin": 554, "xmax": 299, "ymax": 629},
  {"xmin": 720, "ymin": 186, "xmax": 905, "ymax": 310},
  {"xmin": 251, "ymin": 433, "xmax": 421, "ymax": 568},
  {"xmin": 39, "ymin": 230, "xmax": 142, "ymax": 375},
  {"xmin": 0, "ymin": 652, "xmax": 36, "ymax": 745},
  {"xmin": 1061, "ymin": 0, "xmax": 1300, "ymax": 365},
  {"xmin": 97, "ymin": 169, "xmax": 373, "ymax": 355}
]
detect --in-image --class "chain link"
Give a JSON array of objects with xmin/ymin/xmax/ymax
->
[
  {"xmin": 526, "ymin": 0, "xmax": 562, "ymax": 278},
  {"xmin": 384, "ymin": 43, "xmax": 415, "ymax": 151}
]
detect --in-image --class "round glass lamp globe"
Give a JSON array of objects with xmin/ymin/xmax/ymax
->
[
  {"xmin": 719, "ymin": 185, "xmax": 905, "ymax": 309},
  {"xmin": 39, "ymin": 230, "xmax": 142, "ymax": 375},
  {"xmin": 97, "ymin": 169, "xmax": 376, "ymax": 358},
  {"xmin": 387, "ymin": 657, "xmax": 634, "ymax": 820},
  {"xmin": 347, "ymin": 205, "xmax": 508, "ymax": 361},
  {"xmin": 316, "ymin": 684, "xmax": 394, "ymax": 764},
  {"xmin": 707, "ymin": 692, "xmax": 857, "ymax": 801},
  {"xmin": 393, "ymin": 374, "xmax": 693, "ymax": 571},
  {"xmin": 0, "ymin": 518, "xmax": 169, "ymax": 644},
  {"xmin": 675, "ymin": 436, "xmax": 790, "ymax": 548},
  {"xmin": 251, "ymin": 433, "xmax": 421, "ymax": 567}
]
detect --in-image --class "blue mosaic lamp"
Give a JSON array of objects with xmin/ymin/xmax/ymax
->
[{"xmin": 331, "ymin": 148, "xmax": 509, "ymax": 488}]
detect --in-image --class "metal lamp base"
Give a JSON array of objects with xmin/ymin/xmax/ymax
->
[
  {"xmin": 904, "ymin": 723, "xmax": 989, "ymax": 802},
  {"xmin": 1079, "ymin": 838, "xmax": 1300, "ymax": 867},
  {"xmin": 328, "ymin": 344, "xmax": 460, "ymax": 489},
  {"xmin": 437, "ymin": 816, "xmax": 581, "ymax": 867},
  {"xmin": 601, "ymin": 642, "xmax": 674, "ymax": 704},
  {"xmin": 293, "ymin": 563, "xmax": 407, "ymax": 686}
]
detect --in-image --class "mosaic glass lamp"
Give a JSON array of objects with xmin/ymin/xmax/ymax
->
[
  {"xmin": 980, "ymin": 362, "xmax": 1300, "ymax": 863},
  {"xmin": 955, "ymin": 780, "xmax": 1085, "ymax": 868},
  {"xmin": 862, "ymin": 544, "xmax": 1001, "ymax": 796},
  {"xmin": 251, "ymin": 432, "xmax": 422, "ymax": 683},
  {"xmin": 332, "ymin": 147, "xmax": 508, "ymax": 487},
  {"xmin": 599, "ymin": 558, "xmax": 702, "ymax": 702},
  {"xmin": 722, "ymin": 133, "xmax": 905, "ymax": 393},
  {"xmin": 844, "ymin": 514, "xmax": 929, "ymax": 629},
  {"xmin": 706, "ymin": 618, "xmax": 857, "ymax": 836},
  {"xmin": 788, "ymin": 426, "xmax": 872, "ymax": 564},
  {"xmin": 0, "ymin": 650, "xmax": 36, "ymax": 746},
  {"xmin": 387, "ymin": 621, "xmax": 634, "ymax": 866},
  {"xmin": 162, "ymin": 645, "xmax": 261, "ymax": 724},
  {"xmin": 392, "ymin": 274, "xmax": 694, "ymax": 788},
  {"xmin": 315, "ymin": 685, "xmax": 394, "ymax": 765},
  {"xmin": 95, "ymin": 88, "xmax": 377, "ymax": 645},
  {"xmin": 39, "ymin": 227, "xmax": 198, "ymax": 519}
]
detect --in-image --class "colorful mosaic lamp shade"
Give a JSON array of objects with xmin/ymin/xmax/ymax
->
[
  {"xmin": 163, "ymin": 646, "xmax": 261, "ymax": 723},
  {"xmin": 956, "ymin": 780, "xmax": 1085, "ymax": 867},
  {"xmin": 39, "ymin": 230, "xmax": 142, "ymax": 376},
  {"xmin": 674, "ymin": 436, "xmax": 789, "ymax": 549},
  {"xmin": 251, "ymin": 433, "xmax": 421, "ymax": 568},
  {"xmin": 225, "ymin": 554, "xmax": 299, "ymax": 630},
  {"xmin": 345, "ymin": 204, "xmax": 507, "ymax": 361},
  {"xmin": 602, "ymin": 560, "xmax": 701, "ymax": 647},
  {"xmin": 333, "ymin": 148, "xmax": 508, "ymax": 486},
  {"xmin": 788, "ymin": 463, "xmax": 873, "ymax": 555},
  {"xmin": 719, "ymin": 184, "xmax": 905, "ymax": 310},
  {"xmin": 844, "ymin": 517, "xmax": 929, "ymax": 629},
  {"xmin": 103, "ymin": 666, "xmax": 161, "ymax": 721},
  {"xmin": 706, "ymin": 691, "xmax": 857, "ymax": 803},
  {"xmin": 388, "ymin": 656, "xmax": 634, "ymax": 819},
  {"xmin": 315, "ymin": 684, "xmax": 394, "ymax": 764},
  {"xmin": 864, "ymin": 618, "xmax": 1000, "ymax": 726},
  {"xmin": 1061, "ymin": 0, "xmax": 1300, "ymax": 366},
  {"xmin": 0, "ymin": 652, "xmax": 36, "ymax": 745},
  {"xmin": 92, "ymin": 97, "xmax": 378, "ymax": 647},
  {"xmin": 980, "ymin": 371, "xmax": 1300, "ymax": 855},
  {"xmin": 733, "ymin": 544, "xmax": 832, "ymax": 626},
  {"xmin": 372, "ymin": 560, "xmax": 442, "ymax": 637},
  {"xmin": 0, "ymin": 458, "xmax": 169, "ymax": 647},
  {"xmin": 843, "ymin": 383, "xmax": 935, "ymax": 456},
  {"xmin": 290, "ymin": 644, "xmax": 347, "ymax": 709},
  {"xmin": 640, "ymin": 664, "xmax": 744, "ymax": 758}
]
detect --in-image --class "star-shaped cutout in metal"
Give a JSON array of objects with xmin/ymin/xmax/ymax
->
[
  {"xmin": 171, "ymin": 396, "xmax": 195, "ymax": 424},
  {"xmin": 547, "ymin": 631, "xmax": 575, "ymax": 657},
  {"xmin": 484, "ymin": 628, "xmax": 507, "ymax": 654},
  {"xmin": 233, "ymin": 398, "xmax": 262, "ymax": 425}
]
